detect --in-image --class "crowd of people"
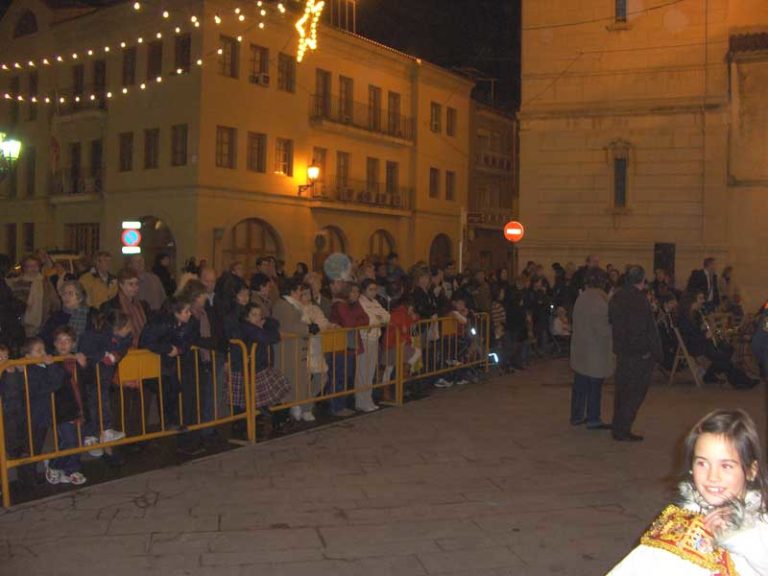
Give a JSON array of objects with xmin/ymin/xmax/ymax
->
[{"xmin": 0, "ymin": 247, "xmax": 765, "ymax": 489}]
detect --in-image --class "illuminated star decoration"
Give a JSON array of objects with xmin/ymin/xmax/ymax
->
[{"xmin": 295, "ymin": 0, "xmax": 325, "ymax": 63}]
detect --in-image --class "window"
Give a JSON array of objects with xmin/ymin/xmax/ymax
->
[
  {"xmin": 385, "ymin": 161, "xmax": 399, "ymax": 195},
  {"xmin": 147, "ymin": 40, "xmax": 163, "ymax": 79},
  {"xmin": 123, "ymin": 47, "xmax": 136, "ymax": 86},
  {"xmin": 615, "ymin": 0, "xmax": 627, "ymax": 22},
  {"xmin": 247, "ymin": 132, "xmax": 267, "ymax": 172},
  {"xmin": 24, "ymin": 146, "xmax": 35, "ymax": 197},
  {"xmin": 144, "ymin": 128, "xmax": 160, "ymax": 169},
  {"xmin": 387, "ymin": 91, "xmax": 401, "ymax": 135},
  {"xmin": 171, "ymin": 124, "xmax": 188, "ymax": 167},
  {"xmin": 429, "ymin": 167, "xmax": 440, "ymax": 198},
  {"xmin": 216, "ymin": 126, "xmax": 237, "ymax": 168},
  {"xmin": 5, "ymin": 224, "xmax": 17, "ymax": 264},
  {"xmin": 366, "ymin": 157, "xmax": 379, "ymax": 193},
  {"xmin": 13, "ymin": 11, "xmax": 37, "ymax": 38},
  {"xmin": 72, "ymin": 64, "xmax": 85, "ymax": 103},
  {"xmin": 368, "ymin": 85, "xmax": 382, "ymax": 131},
  {"xmin": 218, "ymin": 35, "xmax": 239, "ymax": 78},
  {"xmin": 312, "ymin": 147, "xmax": 326, "ymax": 182},
  {"xmin": 430, "ymin": 102, "xmax": 442, "ymax": 133},
  {"xmin": 69, "ymin": 143, "xmax": 81, "ymax": 193},
  {"xmin": 9, "ymin": 76, "xmax": 19, "ymax": 124},
  {"xmin": 447, "ymin": 107, "xmax": 457, "ymax": 137},
  {"xmin": 445, "ymin": 170, "xmax": 456, "ymax": 201},
  {"xmin": 27, "ymin": 71, "xmax": 37, "ymax": 121},
  {"xmin": 174, "ymin": 33, "xmax": 191, "ymax": 73},
  {"xmin": 614, "ymin": 158, "xmax": 628, "ymax": 208},
  {"xmin": 315, "ymin": 69, "xmax": 332, "ymax": 115},
  {"xmin": 339, "ymin": 76, "xmax": 354, "ymax": 123},
  {"xmin": 65, "ymin": 223, "xmax": 100, "ymax": 256},
  {"xmin": 22, "ymin": 223, "xmax": 34, "ymax": 254},
  {"xmin": 609, "ymin": 140, "xmax": 631, "ymax": 209},
  {"xmin": 119, "ymin": 132, "xmax": 133, "ymax": 172},
  {"xmin": 277, "ymin": 53, "xmax": 295, "ymax": 92},
  {"xmin": 90, "ymin": 139, "xmax": 102, "ymax": 184},
  {"xmin": 93, "ymin": 60, "xmax": 106, "ymax": 92},
  {"xmin": 274, "ymin": 138, "xmax": 293, "ymax": 176},
  {"xmin": 336, "ymin": 151, "xmax": 349, "ymax": 188},
  {"xmin": 249, "ymin": 44, "xmax": 269, "ymax": 83}
]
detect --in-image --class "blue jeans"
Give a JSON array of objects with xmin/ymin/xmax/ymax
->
[
  {"xmin": 571, "ymin": 372, "xmax": 604, "ymax": 425},
  {"xmin": 51, "ymin": 421, "xmax": 81, "ymax": 474},
  {"xmin": 325, "ymin": 351, "xmax": 355, "ymax": 413}
]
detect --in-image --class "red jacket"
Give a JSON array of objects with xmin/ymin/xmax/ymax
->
[
  {"xmin": 384, "ymin": 305, "xmax": 412, "ymax": 350},
  {"xmin": 330, "ymin": 301, "xmax": 369, "ymax": 354}
]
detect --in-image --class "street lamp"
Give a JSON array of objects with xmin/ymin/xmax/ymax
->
[
  {"xmin": 0, "ymin": 132, "xmax": 22, "ymax": 176},
  {"xmin": 299, "ymin": 162, "xmax": 321, "ymax": 196}
]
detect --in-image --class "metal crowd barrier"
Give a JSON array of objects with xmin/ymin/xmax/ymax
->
[{"xmin": 0, "ymin": 315, "xmax": 490, "ymax": 508}]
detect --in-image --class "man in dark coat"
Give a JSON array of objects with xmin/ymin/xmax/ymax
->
[
  {"xmin": 608, "ymin": 265, "xmax": 662, "ymax": 442},
  {"xmin": 686, "ymin": 257, "xmax": 719, "ymax": 309},
  {"xmin": 0, "ymin": 254, "xmax": 26, "ymax": 353}
]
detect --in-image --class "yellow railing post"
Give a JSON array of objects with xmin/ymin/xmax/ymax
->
[
  {"xmin": 246, "ymin": 342, "xmax": 256, "ymax": 444},
  {"xmin": 395, "ymin": 327, "xmax": 404, "ymax": 406},
  {"xmin": 0, "ymin": 397, "xmax": 11, "ymax": 509}
]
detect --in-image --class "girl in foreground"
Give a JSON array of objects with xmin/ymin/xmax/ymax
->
[{"xmin": 608, "ymin": 409, "xmax": 767, "ymax": 575}]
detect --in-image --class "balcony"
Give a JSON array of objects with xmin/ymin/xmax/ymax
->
[
  {"xmin": 54, "ymin": 85, "xmax": 108, "ymax": 117},
  {"xmin": 306, "ymin": 178, "xmax": 412, "ymax": 211},
  {"xmin": 310, "ymin": 95, "xmax": 414, "ymax": 143},
  {"xmin": 467, "ymin": 207, "xmax": 516, "ymax": 229},
  {"xmin": 48, "ymin": 167, "xmax": 103, "ymax": 202},
  {"xmin": 475, "ymin": 150, "xmax": 513, "ymax": 173}
]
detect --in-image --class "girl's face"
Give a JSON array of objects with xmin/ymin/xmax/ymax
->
[
  {"xmin": 417, "ymin": 275, "xmax": 430, "ymax": 289},
  {"xmin": 175, "ymin": 306, "xmax": 192, "ymax": 324},
  {"xmin": 26, "ymin": 342, "xmax": 45, "ymax": 359},
  {"xmin": 120, "ymin": 278, "xmax": 140, "ymax": 299},
  {"xmin": 235, "ymin": 288, "xmax": 250, "ymax": 306},
  {"xmin": 692, "ymin": 433, "xmax": 754, "ymax": 506},
  {"xmin": 54, "ymin": 334, "xmax": 74, "ymax": 356},
  {"xmin": 247, "ymin": 307, "xmax": 264, "ymax": 326},
  {"xmin": 364, "ymin": 284, "xmax": 378, "ymax": 300},
  {"xmin": 300, "ymin": 290, "xmax": 312, "ymax": 305},
  {"xmin": 60, "ymin": 285, "xmax": 81, "ymax": 309},
  {"xmin": 348, "ymin": 287, "xmax": 360, "ymax": 304}
]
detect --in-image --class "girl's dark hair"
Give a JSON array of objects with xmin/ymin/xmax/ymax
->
[
  {"xmin": 683, "ymin": 409, "xmax": 767, "ymax": 508},
  {"xmin": 167, "ymin": 296, "xmax": 192, "ymax": 315},
  {"xmin": 21, "ymin": 337, "xmax": 45, "ymax": 356},
  {"xmin": 108, "ymin": 309, "xmax": 131, "ymax": 331},
  {"xmin": 360, "ymin": 278, "xmax": 377, "ymax": 293}
]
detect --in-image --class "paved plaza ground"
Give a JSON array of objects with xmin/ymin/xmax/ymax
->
[{"xmin": 0, "ymin": 359, "xmax": 765, "ymax": 576}]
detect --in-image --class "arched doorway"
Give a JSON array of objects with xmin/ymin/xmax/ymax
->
[
  {"xmin": 224, "ymin": 218, "xmax": 283, "ymax": 275},
  {"xmin": 139, "ymin": 216, "xmax": 176, "ymax": 271},
  {"xmin": 313, "ymin": 226, "xmax": 347, "ymax": 272},
  {"xmin": 429, "ymin": 234, "xmax": 452, "ymax": 268},
  {"xmin": 369, "ymin": 229, "xmax": 395, "ymax": 262}
]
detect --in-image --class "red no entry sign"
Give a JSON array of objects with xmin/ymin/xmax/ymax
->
[
  {"xmin": 121, "ymin": 229, "xmax": 142, "ymax": 247},
  {"xmin": 503, "ymin": 221, "xmax": 525, "ymax": 243}
]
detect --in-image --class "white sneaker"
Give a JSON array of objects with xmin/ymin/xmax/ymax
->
[
  {"xmin": 358, "ymin": 405, "xmax": 380, "ymax": 413},
  {"xmin": 45, "ymin": 467, "xmax": 62, "ymax": 485},
  {"xmin": 289, "ymin": 406, "xmax": 303, "ymax": 421},
  {"xmin": 434, "ymin": 378, "xmax": 453, "ymax": 389},
  {"xmin": 456, "ymin": 379, "xmax": 470, "ymax": 386},
  {"xmin": 84, "ymin": 436, "xmax": 103, "ymax": 458},
  {"xmin": 59, "ymin": 471, "xmax": 87, "ymax": 486},
  {"xmin": 101, "ymin": 429, "xmax": 126, "ymax": 443},
  {"xmin": 301, "ymin": 412, "xmax": 316, "ymax": 422}
]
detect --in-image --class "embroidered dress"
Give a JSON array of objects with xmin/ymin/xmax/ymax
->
[{"xmin": 607, "ymin": 485, "xmax": 768, "ymax": 576}]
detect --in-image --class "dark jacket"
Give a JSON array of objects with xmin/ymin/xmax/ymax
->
[
  {"xmin": 0, "ymin": 280, "xmax": 26, "ymax": 351},
  {"xmin": 239, "ymin": 318, "xmax": 281, "ymax": 372},
  {"xmin": 152, "ymin": 264, "xmax": 177, "ymax": 298},
  {"xmin": 50, "ymin": 360, "xmax": 84, "ymax": 424},
  {"xmin": 413, "ymin": 287, "xmax": 437, "ymax": 319},
  {"xmin": 686, "ymin": 269, "xmax": 720, "ymax": 305},
  {"xmin": 99, "ymin": 294, "xmax": 152, "ymax": 321},
  {"xmin": 609, "ymin": 286, "xmax": 663, "ymax": 361},
  {"xmin": 139, "ymin": 313, "xmax": 201, "ymax": 374}
]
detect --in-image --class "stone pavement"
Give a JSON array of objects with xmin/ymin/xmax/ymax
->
[{"xmin": 0, "ymin": 360, "xmax": 764, "ymax": 576}]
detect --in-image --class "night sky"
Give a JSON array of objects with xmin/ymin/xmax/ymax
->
[{"xmin": 0, "ymin": 0, "xmax": 521, "ymax": 108}]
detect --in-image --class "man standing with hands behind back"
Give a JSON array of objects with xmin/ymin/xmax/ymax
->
[{"xmin": 609, "ymin": 266, "xmax": 662, "ymax": 442}]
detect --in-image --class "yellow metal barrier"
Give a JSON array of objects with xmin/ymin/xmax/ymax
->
[
  {"xmin": 0, "ymin": 316, "xmax": 489, "ymax": 507},
  {"xmin": 0, "ymin": 339, "xmax": 251, "ymax": 508}
]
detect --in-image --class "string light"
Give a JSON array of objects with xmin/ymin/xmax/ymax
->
[
  {"xmin": 214, "ymin": 14, "xmax": 222, "ymax": 24},
  {"xmin": 296, "ymin": 0, "xmax": 326, "ymax": 63},
  {"xmin": 133, "ymin": 1, "xmax": 141, "ymax": 10}
]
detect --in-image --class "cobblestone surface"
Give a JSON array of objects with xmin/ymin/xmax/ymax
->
[{"xmin": 0, "ymin": 360, "xmax": 764, "ymax": 575}]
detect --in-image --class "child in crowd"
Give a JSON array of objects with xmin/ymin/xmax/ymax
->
[
  {"xmin": 551, "ymin": 306, "xmax": 571, "ymax": 337},
  {"xmin": 382, "ymin": 297, "xmax": 421, "ymax": 385},
  {"xmin": 239, "ymin": 304, "xmax": 291, "ymax": 417},
  {"xmin": 608, "ymin": 409, "xmax": 768, "ymax": 575},
  {"xmin": 79, "ymin": 310, "xmax": 131, "ymax": 456},
  {"xmin": 46, "ymin": 327, "xmax": 87, "ymax": 486}
]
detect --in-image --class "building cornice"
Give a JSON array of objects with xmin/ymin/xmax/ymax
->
[{"xmin": 519, "ymin": 96, "xmax": 727, "ymax": 121}]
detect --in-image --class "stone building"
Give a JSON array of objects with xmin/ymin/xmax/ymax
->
[
  {"xmin": 520, "ymin": 0, "xmax": 768, "ymax": 306},
  {"xmin": 0, "ymin": 0, "xmax": 473, "ymax": 274}
]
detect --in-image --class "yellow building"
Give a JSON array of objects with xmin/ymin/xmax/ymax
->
[
  {"xmin": 0, "ymin": 0, "xmax": 474, "ymax": 275},
  {"xmin": 520, "ymin": 0, "xmax": 768, "ymax": 306}
]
